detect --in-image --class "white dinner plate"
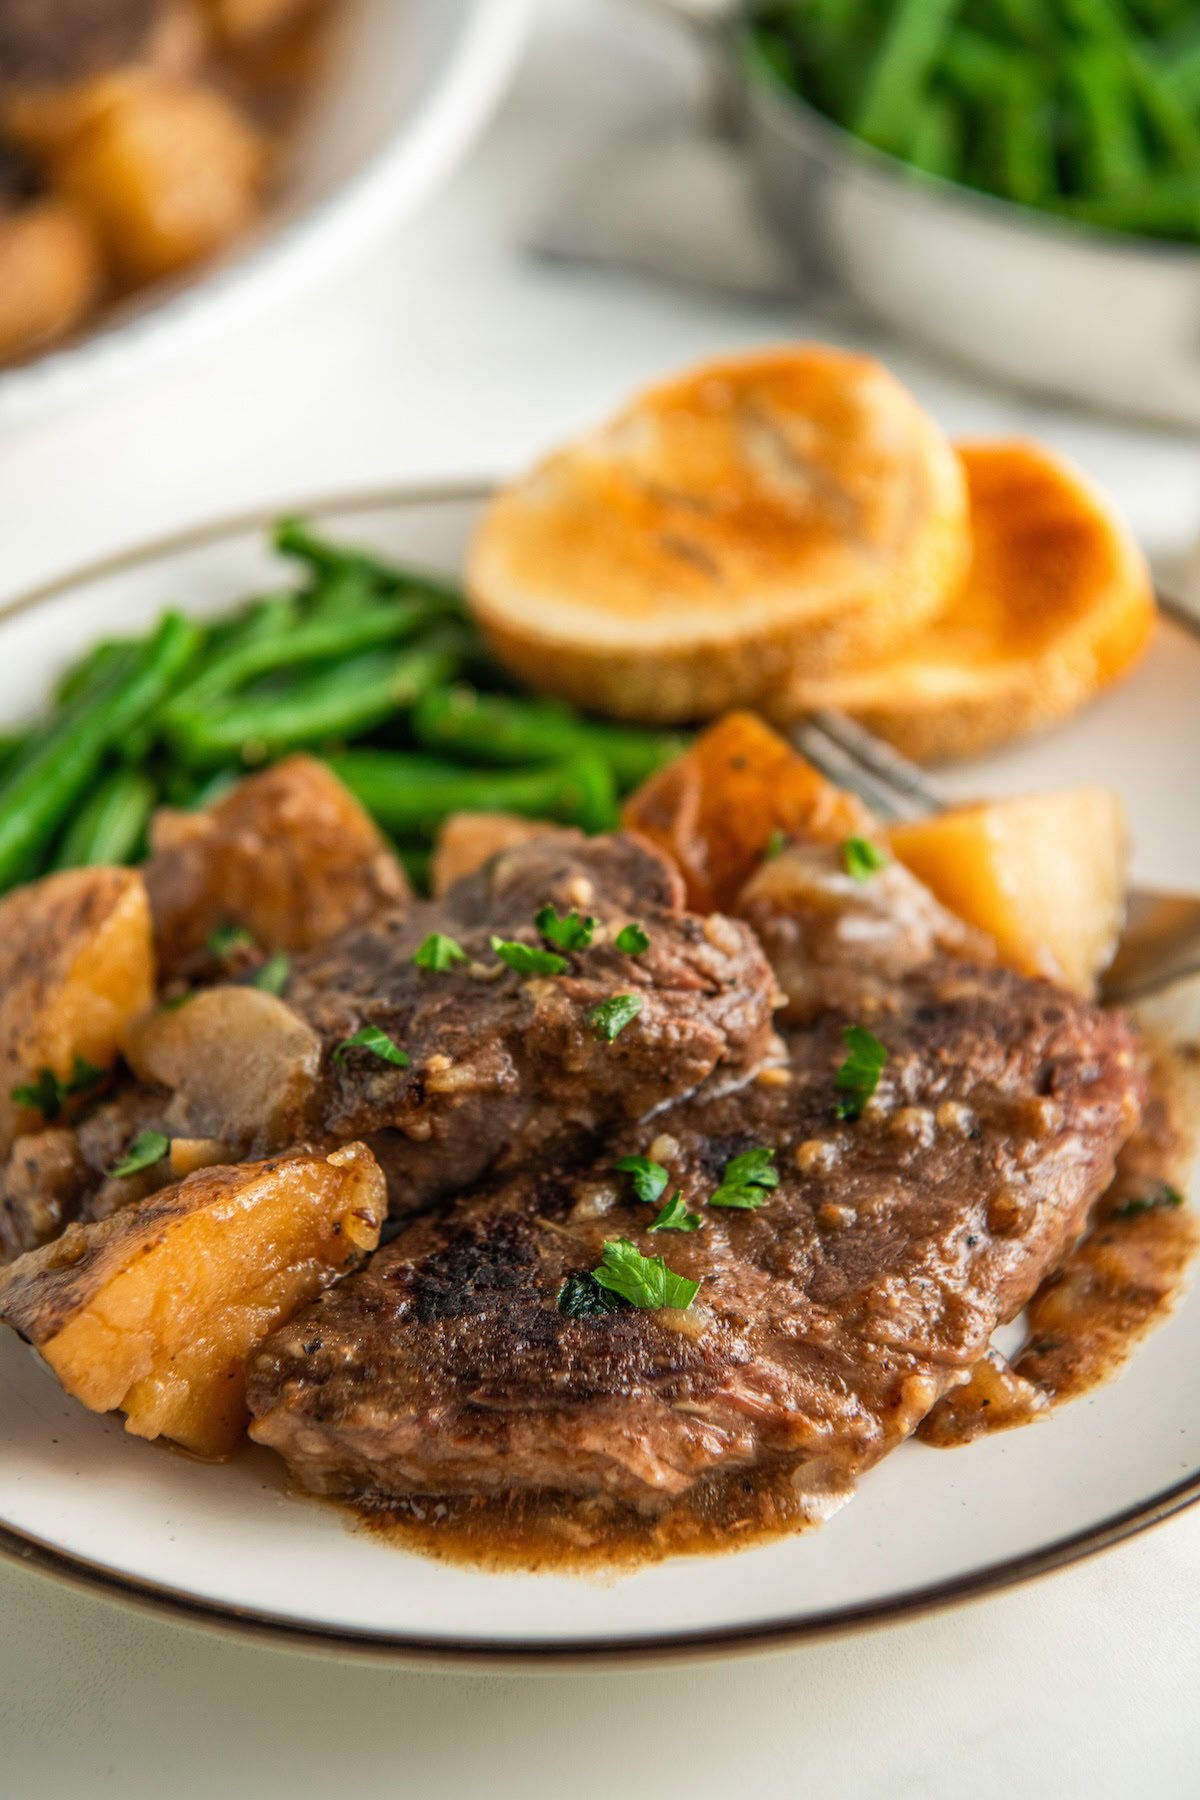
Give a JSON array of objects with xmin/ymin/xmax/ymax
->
[{"xmin": 2, "ymin": 484, "xmax": 1199, "ymax": 1666}]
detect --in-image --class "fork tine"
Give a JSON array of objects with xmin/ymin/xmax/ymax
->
[
  {"xmin": 787, "ymin": 711, "xmax": 941, "ymax": 823},
  {"xmin": 809, "ymin": 710, "xmax": 945, "ymax": 817}
]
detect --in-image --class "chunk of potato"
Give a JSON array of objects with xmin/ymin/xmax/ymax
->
[
  {"xmin": 0, "ymin": 199, "xmax": 102, "ymax": 366},
  {"xmin": 890, "ymin": 789, "xmax": 1127, "ymax": 994},
  {"xmin": 622, "ymin": 712, "xmax": 872, "ymax": 913},
  {"xmin": 0, "ymin": 868, "xmax": 155, "ymax": 1158},
  {"xmin": 430, "ymin": 811, "xmax": 554, "ymax": 898},
  {"xmin": 126, "ymin": 986, "xmax": 321, "ymax": 1154},
  {"xmin": 53, "ymin": 75, "xmax": 266, "ymax": 284},
  {"xmin": 0, "ymin": 1143, "xmax": 384, "ymax": 1458},
  {"xmin": 144, "ymin": 754, "xmax": 409, "ymax": 978}
]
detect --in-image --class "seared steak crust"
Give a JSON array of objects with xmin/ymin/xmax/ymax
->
[
  {"xmin": 281, "ymin": 832, "xmax": 780, "ymax": 1207},
  {"xmin": 248, "ymin": 959, "xmax": 1143, "ymax": 1514}
]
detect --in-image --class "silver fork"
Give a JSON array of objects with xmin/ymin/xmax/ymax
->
[{"xmin": 790, "ymin": 708, "xmax": 1200, "ymax": 1006}]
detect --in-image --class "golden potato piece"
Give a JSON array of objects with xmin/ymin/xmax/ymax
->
[
  {"xmin": 0, "ymin": 1143, "xmax": 384, "ymax": 1458},
  {"xmin": 623, "ymin": 712, "xmax": 872, "ymax": 914},
  {"xmin": 468, "ymin": 346, "xmax": 970, "ymax": 723},
  {"xmin": 890, "ymin": 789, "xmax": 1127, "ymax": 994},
  {"xmin": 144, "ymin": 754, "xmax": 409, "ymax": 977},
  {"xmin": 430, "ymin": 811, "xmax": 554, "ymax": 898},
  {"xmin": 0, "ymin": 868, "xmax": 154, "ymax": 1158},
  {"xmin": 126, "ymin": 986, "xmax": 321, "ymax": 1153},
  {"xmin": 53, "ymin": 74, "xmax": 265, "ymax": 283},
  {"xmin": 0, "ymin": 200, "xmax": 103, "ymax": 365},
  {"xmin": 785, "ymin": 441, "xmax": 1156, "ymax": 762}
]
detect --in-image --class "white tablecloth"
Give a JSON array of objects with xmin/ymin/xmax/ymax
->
[{"xmin": 2, "ymin": 6, "xmax": 1199, "ymax": 1794}]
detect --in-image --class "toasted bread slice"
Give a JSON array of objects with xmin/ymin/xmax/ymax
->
[
  {"xmin": 784, "ymin": 441, "xmax": 1156, "ymax": 762},
  {"xmin": 468, "ymin": 346, "xmax": 970, "ymax": 723}
]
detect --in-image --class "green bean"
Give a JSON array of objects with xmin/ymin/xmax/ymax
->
[
  {"xmin": 274, "ymin": 518, "xmax": 464, "ymax": 612},
  {"xmin": 855, "ymin": 0, "xmax": 962, "ymax": 155},
  {"xmin": 0, "ymin": 612, "xmax": 199, "ymax": 892},
  {"xmin": 162, "ymin": 598, "xmax": 444, "ymax": 728},
  {"xmin": 54, "ymin": 767, "xmax": 157, "ymax": 869},
  {"xmin": 411, "ymin": 686, "xmax": 687, "ymax": 792},
  {"xmin": 326, "ymin": 751, "xmax": 619, "ymax": 839},
  {"xmin": 54, "ymin": 638, "xmax": 137, "ymax": 708},
  {"xmin": 1069, "ymin": 45, "xmax": 1148, "ymax": 193},
  {"xmin": 166, "ymin": 629, "xmax": 469, "ymax": 767},
  {"xmin": 906, "ymin": 93, "xmax": 964, "ymax": 179}
]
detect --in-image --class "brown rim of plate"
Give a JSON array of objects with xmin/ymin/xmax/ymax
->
[{"xmin": 0, "ymin": 478, "xmax": 1195, "ymax": 1668}]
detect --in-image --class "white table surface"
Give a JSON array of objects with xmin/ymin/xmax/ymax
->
[{"xmin": 2, "ymin": 4, "xmax": 1199, "ymax": 1794}]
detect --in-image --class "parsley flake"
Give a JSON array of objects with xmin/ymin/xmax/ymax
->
[
  {"xmin": 834, "ymin": 1024, "xmax": 888, "ymax": 1121},
  {"xmin": 535, "ymin": 905, "xmax": 597, "ymax": 952},
  {"xmin": 491, "ymin": 936, "xmax": 569, "ymax": 978},
  {"xmin": 710, "ymin": 1145, "xmax": 779, "ymax": 1209},
  {"xmin": 592, "ymin": 1238, "xmax": 699, "ymax": 1311},
  {"xmin": 206, "ymin": 922, "xmax": 255, "ymax": 958},
  {"xmin": 110, "ymin": 1129, "xmax": 170, "ymax": 1180},
  {"xmin": 557, "ymin": 1271, "xmax": 627, "ymax": 1318},
  {"xmin": 615, "ymin": 922, "xmax": 650, "ymax": 956},
  {"xmin": 412, "ymin": 932, "xmax": 467, "ymax": 972},
  {"xmin": 252, "ymin": 951, "xmax": 291, "ymax": 996},
  {"xmin": 649, "ymin": 1191, "xmax": 703, "ymax": 1232},
  {"xmin": 764, "ymin": 828, "xmax": 787, "ymax": 860},
  {"xmin": 1112, "ymin": 1184, "xmax": 1185, "ymax": 1219},
  {"xmin": 612, "ymin": 1155, "xmax": 669, "ymax": 1206},
  {"xmin": 588, "ymin": 994, "xmax": 643, "ymax": 1042},
  {"xmin": 333, "ymin": 1026, "xmax": 410, "ymax": 1069},
  {"xmin": 11, "ymin": 1056, "xmax": 105, "ymax": 1121},
  {"xmin": 842, "ymin": 836, "xmax": 890, "ymax": 882}
]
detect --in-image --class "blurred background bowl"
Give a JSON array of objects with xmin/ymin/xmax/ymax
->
[
  {"xmin": 744, "ymin": 63, "xmax": 1200, "ymax": 429},
  {"xmin": 0, "ymin": 0, "xmax": 533, "ymax": 431}
]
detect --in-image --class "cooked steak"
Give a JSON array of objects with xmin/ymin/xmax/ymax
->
[
  {"xmin": 151, "ymin": 832, "xmax": 780, "ymax": 1209},
  {"xmin": 248, "ymin": 956, "xmax": 1144, "ymax": 1521}
]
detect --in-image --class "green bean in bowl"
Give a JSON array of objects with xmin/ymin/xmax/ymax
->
[
  {"xmin": 747, "ymin": 0, "xmax": 1200, "ymax": 241},
  {"xmin": 0, "ymin": 522, "xmax": 685, "ymax": 898}
]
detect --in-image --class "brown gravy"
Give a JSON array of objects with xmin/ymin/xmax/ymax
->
[
  {"xmin": 349, "ymin": 1461, "xmax": 848, "ymax": 1575},
  {"xmin": 921, "ymin": 1039, "xmax": 1200, "ymax": 1450}
]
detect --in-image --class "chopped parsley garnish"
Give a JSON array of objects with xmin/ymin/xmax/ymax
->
[
  {"xmin": 535, "ymin": 905, "xmax": 597, "ymax": 952},
  {"xmin": 206, "ymin": 922, "xmax": 255, "ymax": 958},
  {"xmin": 834, "ymin": 1024, "xmax": 888, "ymax": 1121},
  {"xmin": 612, "ymin": 1155, "xmax": 669, "ymax": 1206},
  {"xmin": 710, "ymin": 1145, "xmax": 779, "ymax": 1210},
  {"xmin": 764, "ymin": 828, "xmax": 787, "ymax": 860},
  {"xmin": 842, "ymin": 836, "xmax": 890, "ymax": 882},
  {"xmin": 1112, "ymin": 1183, "xmax": 1185, "ymax": 1219},
  {"xmin": 649, "ymin": 1191, "xmax": 703, "ymax": 1232},
  {"xmin": 557, "ymin": 1271, "xmax": 626, "ymax": 1318},
  {"xmin": 588, "ymin": 994, "xmax": 643, "ymax": 1041},
  {"xmin": 109, "ymin": 1129, "xmax": 170, "ymax": 1180},
  {"xmin": 252, "ymin": 951, "xmax": 291, "ymax": 996},
  {"xmin": 11, "ymin": 1056, "xmax": 105, "ymax": 1121},
  {"xmin": 412, "ymin": 932, "xmax": 467, "ymax": 972},
  {"xmin": 490, "ymin": 936, "xmax": 568, "ymax": 978},
  {"xmin": 615, "ymin": 922, "xmax": 650, "ymax": 956},
  {"xmin": 333, "ymin": 1026, "xmax": 410, "ymax": 1069},
  {"xmin": 592, "ymin": 1238, "xmax": 700, "ymax": 1311}
]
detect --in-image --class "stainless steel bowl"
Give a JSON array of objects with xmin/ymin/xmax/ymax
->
[{"xmin": 652, "ymin": 2, "xmax": 1200, "ymax": 427}]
